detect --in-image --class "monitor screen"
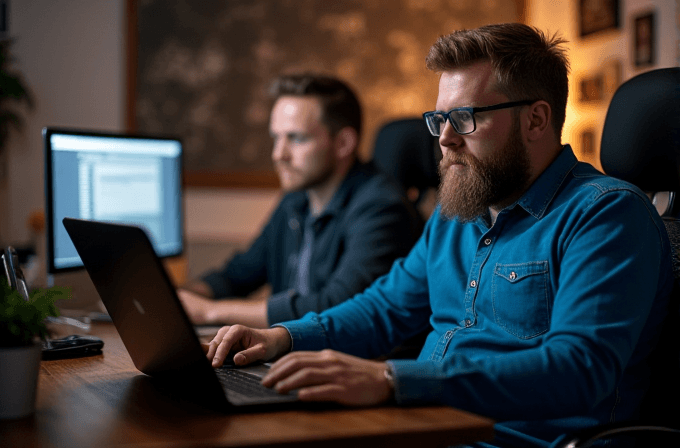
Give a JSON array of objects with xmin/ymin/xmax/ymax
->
[{"xmin": 44, "ymin": 128, "xmax": 184, "ymax": 274}]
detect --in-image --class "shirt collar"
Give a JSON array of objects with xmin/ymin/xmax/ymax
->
[
  {"xmin": 515, "ymin": 144, "xmax": 579, "ymax": 219},
  {"xmin": 288, "ymin": 160, "xmax": 367, "ymax": 223}
]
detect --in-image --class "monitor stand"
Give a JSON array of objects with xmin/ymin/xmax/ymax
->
[{"xmin": 47, "ymin": 270, "xmax": 108, "ymax": 315}]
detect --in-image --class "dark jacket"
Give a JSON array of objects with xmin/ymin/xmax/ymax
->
[{"xmin": 202, "ymin": 161, "xmax": 423, "ymax": 324}]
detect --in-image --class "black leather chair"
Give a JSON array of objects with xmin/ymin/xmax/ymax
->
[
  {"xmin": 371, "ymin": 118, "xmax": 441, "ymax": 218},
  {"xmin": 550, "ymin": 68, "xmax": 680, "ymax": 447}
]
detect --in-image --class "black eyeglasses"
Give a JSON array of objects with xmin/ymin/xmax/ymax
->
[
  {"xmin": 2, "ymin": 246, "xmax": 29, "ymax": 301},
  {"xmin": 423, "ymin": 100, "xmax": 538, "ymax": 136}
]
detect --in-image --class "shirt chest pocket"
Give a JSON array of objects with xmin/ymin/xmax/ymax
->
[{"xmin": 492, "ymin": 261, "xmax": 550, "ymax": 339}]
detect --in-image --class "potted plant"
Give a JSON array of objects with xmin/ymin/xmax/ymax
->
[
  {"xmin": 0, "ymin": 276, "xmax": 68, "ymax": 419},
  {"xmin": 0, "ymin": 38, "xmax": 34, "ymax": 155},
  {"xmin": 0, "ymin": 38, "xmax": 33, "ymax": 246}
]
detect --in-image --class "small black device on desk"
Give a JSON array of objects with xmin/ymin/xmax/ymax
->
[{"xmin": 42, "ymin": 334, "xmax": 104, "ymax": 360}]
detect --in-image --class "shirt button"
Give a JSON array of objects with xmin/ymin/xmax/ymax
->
[
  {"xmin": 470, "ymin": 280, "xmax": 477, "ymax": 288},
  {"xmin": 446, "ymin": 330, "xmax": 453, "ymax": 338},
  {"xmin": 465, "ymin": 319, "xmax": 472, "ymax": 327},
  {"xmin": 509, "ymin": 272, "xmax": 517, "ymax": 280},
  {"xmin": 484, "ymin": 238, "xmax": 492, "ymax": 246}
]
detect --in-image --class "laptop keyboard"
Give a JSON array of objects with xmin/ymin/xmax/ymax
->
[{"xmin": 214, "ymin": 367, "xmax": 296, "ymax": 401}]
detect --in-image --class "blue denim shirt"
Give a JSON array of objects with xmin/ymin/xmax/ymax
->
[{"xmin": 280, "ymin": 146, "xmax": 674, "ymax": 447}]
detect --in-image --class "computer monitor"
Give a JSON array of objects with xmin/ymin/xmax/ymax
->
[{"xmin": 44, "ymin": 128, "xmax": 184, "ymax": 274}]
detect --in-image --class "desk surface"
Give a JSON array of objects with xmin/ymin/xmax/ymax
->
[{"xmin": 0, "ymin": 322, "xmax": 494, "ymax": 448}]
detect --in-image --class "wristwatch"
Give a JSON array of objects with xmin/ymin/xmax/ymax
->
[{"xmin": 384, "ymin": 363, "xmax": 396, "ymax": 390}]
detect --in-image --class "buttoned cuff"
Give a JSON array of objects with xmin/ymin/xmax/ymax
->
[
  {"xmin": 274, "ymin": 313, "xmax": 329, "ymax": 352},
  {"xmin": 200, "ymin": 272, "xmax": 233, "ymax": 298},
  {"xmin": 386, "ymin": 359, "xmax": 446, "ymax": 405},
  {"xmin": 267, "ymin": 289, "xmax": 298, "ymax": 325}
]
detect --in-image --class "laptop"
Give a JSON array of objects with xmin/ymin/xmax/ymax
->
[{"xmin": 62, "ymin": 217, "xmax": 301, "ymax": 412}]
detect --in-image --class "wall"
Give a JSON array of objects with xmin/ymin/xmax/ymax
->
[
  {"xmin": 0, "ymin": 0, "xmax": 125, "ymax": 246},
  {"xmin": 526, "ymin": 0, "xmax": 679, "ymax": 171},
  {"xmin": 1, "ymin": 0, "xmax": 678, "ymax": 271},
  {"xmin": 0, "ymin": 0, "xmax": 520, "ymax": 250}
]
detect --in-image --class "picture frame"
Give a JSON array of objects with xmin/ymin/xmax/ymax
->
[
  {"xmin": 578, "ymin": 73, "xmax": 605, "ymax": 103},
  {"xmin": 127, "ymin": 0, "xmax": 521, "ymax": 189},
  {"xmin": 577, "ymin": 59, "xmax": 621, "ymax": 104},
  {"xmin": 602, "ymin": 59, "xmax": 622, "ymax": 100},
  {"xmin": 633, "ymin": 11, "xmax": 655, "ymax": 67},
  {"xmin": 580, "ymin": 129, "xmax": 596, "ymax": 157},
  {"xmin": 579, "ymin": 0, "xmax": 619, "ymax": 37}
]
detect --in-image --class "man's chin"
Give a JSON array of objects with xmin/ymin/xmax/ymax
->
[
  {"xmin": 276, "ymin": 172, "xmax": 301, "ymax": 191},
  {"xmin": 278, "ymin": 182, "xmax": 301, "ymax": 192}
]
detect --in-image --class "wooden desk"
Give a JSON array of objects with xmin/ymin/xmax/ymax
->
[{"xmin": 0, "ymin": 322, "xmax": 494, "ymax": 448}]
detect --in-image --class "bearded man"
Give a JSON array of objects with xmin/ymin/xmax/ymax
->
[{"xmin": 202, "ymin": 24, "xmax": 673, "ymax": 448}]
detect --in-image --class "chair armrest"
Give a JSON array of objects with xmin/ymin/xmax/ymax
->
[{"xmin": 549, "ymin": 422, "xmax": 680, "ymax": 448}]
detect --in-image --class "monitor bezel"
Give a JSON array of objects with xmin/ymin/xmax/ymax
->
[{"xmin": 43, "ymin": 127, "xmax": 185, "ymax": 275}]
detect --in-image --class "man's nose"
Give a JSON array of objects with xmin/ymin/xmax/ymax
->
[
  {"xmin": 438, "ymin": 121, "xmax": 464, "ymax": 157},
  {"xmin": 272, "ymin": 138, "xmax": 289, "ymax": 162}
]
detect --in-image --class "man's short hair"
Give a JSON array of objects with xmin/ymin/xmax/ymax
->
[
  {"xmin": 426, "ymin": 23, "xmax": 570, "ymax": 140},
  {"xmin": 269, "ymin": 74, "xmax": 363, "ymax": 138}
]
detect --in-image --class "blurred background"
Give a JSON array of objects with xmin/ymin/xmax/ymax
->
[{"xmin": 0, "ymin": 0, "xmax": 678, "ymax": 293}]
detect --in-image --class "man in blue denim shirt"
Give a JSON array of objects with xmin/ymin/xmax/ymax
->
[{"xmin": 205, "ymin": 24, "xmax": 674, "ymax": 447}]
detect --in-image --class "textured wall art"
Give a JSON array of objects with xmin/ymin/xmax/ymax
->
[{"xmin": 133, "ymin": 0, "xmax": 522, "ymax": 186}]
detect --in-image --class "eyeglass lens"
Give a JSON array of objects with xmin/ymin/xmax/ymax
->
[{"xmin": 426, "ymin": 109, "xmax": 475, "ymax": 136}]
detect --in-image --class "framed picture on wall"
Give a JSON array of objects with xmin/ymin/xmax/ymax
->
[
  {"xmin": 580, "ymin": 129, "xmax": 596, "ymax": 157},
  {"xmin": 128, "ymin": 0, "xmax": 522, "ymax": 188},
  {"xmin": 579, "ymin": 0, "xmax": 619, "ymax": 37},
  {"xmin": 578, "ymin": 73, "xmax": 605, "ymax": 102},
  {"xmin": 602, "ymin": 59, "xmax": 622, "ymax": 100},
  {"xmin": 633, "ymin": 11, "xmax": 655, "ymax": 67}
]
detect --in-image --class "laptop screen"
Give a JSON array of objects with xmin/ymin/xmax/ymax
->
[{"xmin": 44, "ymin": 128, "xmax": 184, "ymax": 273}]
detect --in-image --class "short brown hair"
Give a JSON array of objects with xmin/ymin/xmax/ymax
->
[
  {"xmin": 426, "ymin": 23, "xmax": 570, "ymax": 139},
  {"xmin": 269, "ymin": 74, "xmax": 363, "ymax": 138}
]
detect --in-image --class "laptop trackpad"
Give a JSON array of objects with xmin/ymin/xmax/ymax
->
[{"xmin": 238, "ymin": 363, "xmax": 270, "ymax": 379}]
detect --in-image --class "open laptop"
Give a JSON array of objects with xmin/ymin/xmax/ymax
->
[{"xmin": 62, "ymin": 217, "xmax": 301, "ymax": 412}]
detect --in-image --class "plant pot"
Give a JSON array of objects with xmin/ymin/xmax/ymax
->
[{"xmin": 0, "ymin": 341, "xmax": 42, "ymax": 419}]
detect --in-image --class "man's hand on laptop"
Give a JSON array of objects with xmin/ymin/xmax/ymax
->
[
  {"xmin": 262, "ymin": 350, "xmax": 394, "ymax": 406},
  {"xmin": 207, "ymin": 325, "xmax": 292, "ymax": 367}
]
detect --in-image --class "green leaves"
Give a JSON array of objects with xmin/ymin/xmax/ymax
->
[
  {"xmin": 0, "ymin": 39, "xmax": 34, "ymax": 153},
  {"xmin": 0, "ymin": 278, "xmax": 70, "ymax": 347}
]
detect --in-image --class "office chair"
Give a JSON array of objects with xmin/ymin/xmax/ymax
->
[
  {"xmin": 371, "ymin": 118, "xmax": 439, "ymax": 358},
  {"xmin": 550, "ymin": 68, "xmax": 680, "ymax": 447},
  {"xmin": 371, "ymin": 118, "xmax": 441, "ymax": 218}
]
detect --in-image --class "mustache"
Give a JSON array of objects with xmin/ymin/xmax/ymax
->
[{"xmin": 439, "ymin": 152, "xmax": 477, "ymax": 171}]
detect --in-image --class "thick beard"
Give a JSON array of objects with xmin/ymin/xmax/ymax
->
[{"xmin": 437, "ymin": 119, "xmax": 531, "ymax": 222}]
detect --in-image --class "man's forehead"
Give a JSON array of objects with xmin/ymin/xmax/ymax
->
[
  {"xmin": 435, "ymin": 63, "xmax": 501, "ymax": 109},
  {"xmin": 270, "ymin": 95, "xmax": 326, "ymax": 133},
  {"xmin": 273, "ymin": 96, "xmax": 322, "ymax": 119}
]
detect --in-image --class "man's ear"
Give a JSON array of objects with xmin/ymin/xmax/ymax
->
[
  {"xmin": 333, "ymin": 127, "xmax": 359, "ymax": 159},
  {"xmin": 524, "ymin": 101, "xmax": 551, "ymax": 142}
]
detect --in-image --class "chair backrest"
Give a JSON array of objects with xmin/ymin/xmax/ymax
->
[
  {"xmin": 599, "ymin": 67, "xmax": 680, "ymax": 426},
  {"xmin": 371, "ymin": 118, "xmax": 441, "ymax": 214},
  {"xmin": 600, "ymin": 67, "xmax": 680, "ymax": 217},
  {"xmin": 641, "ymin": 217, "xmax": 680, "ymax": 426}
]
